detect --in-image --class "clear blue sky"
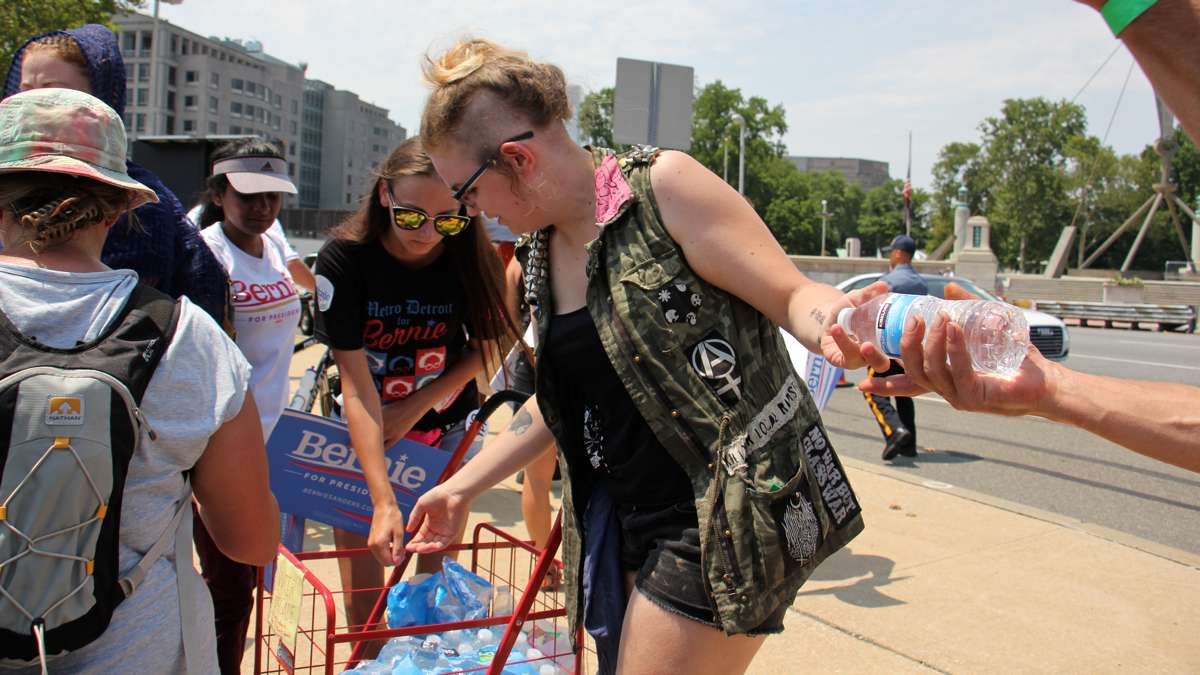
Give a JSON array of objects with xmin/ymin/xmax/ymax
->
[{"xmin": 155, "ymin": 0, "xmax": 1160, "ymax": 190}]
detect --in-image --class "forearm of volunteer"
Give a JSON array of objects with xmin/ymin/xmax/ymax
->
[
  {"xmin": 1078, "ymin": 0, "xmax": 1200, "ymax": 142},
  {"xmin": 444, "ymin": 395, "xmax": 556, "ymax": 499},
  {"xmin": 1039, "ymin": 364, "xmax": 1200, "ymax": 472},
  {"xmin": 785, "ymin": 281, "xmax": 851, "ymax": 353},
  {"xmin": 342, "ymin": 389, "xmax": 397, "ymax": 508},
  {"xmin": 333, "ymin": 349, "xmax": 397, "ymax": 508}
]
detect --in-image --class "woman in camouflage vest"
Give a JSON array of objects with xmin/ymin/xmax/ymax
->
[{"xmin": 402, "ymin": 39, "xmax": 891, "ymax": 674}]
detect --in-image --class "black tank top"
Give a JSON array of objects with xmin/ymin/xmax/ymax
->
[{"xmin": 544, "ymin": 307, "xmax": 694, "ymax": 506}]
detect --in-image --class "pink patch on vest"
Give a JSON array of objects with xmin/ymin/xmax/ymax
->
[{"xmin": 594, "ymin": 155, "xmax": 633, "ymax": 224}]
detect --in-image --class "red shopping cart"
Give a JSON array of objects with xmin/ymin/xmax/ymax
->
[{"xmin": 253, "ymin": 390, "xmax": 590, "ymax": 675}]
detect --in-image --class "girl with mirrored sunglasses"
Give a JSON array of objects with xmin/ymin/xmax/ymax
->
[{"xmin": 311, "ymin": 137, "xmax": 522, "ymax": 634}]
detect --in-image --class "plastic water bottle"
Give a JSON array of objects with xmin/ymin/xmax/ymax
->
[
  {"xmin": 339, "ymin": 660, "xmax": 389, "ymax": 674},
  {"xmin": 412, "ymin": 635, "xmax": 442, "ymax": 671},
  {"xmin": 475, "ymin": 628, "xmax": 497, "ymax": 647},
  {"xmin": 389, "ymin": 655, "xmax": 422, "ymax": 675},
  {"xmin": 377, "ymin": 636, "xmax": 419, "ymax": 668},
  {"xmin": 288, "ymin": 366, "xmax": 319, "ymax": 410},
  {"xmin": 455, "ymin": 638, "xmax": 477, "ymax": 662},
  {"xmin": 837, "ymin": 293, "xmax": 1030, "ymax": 374},
  {"xmin": 492, "ymin": 585, "xmax": 514, "ymax": 617},
  {"xmin": 501, "ymin": 650, "xmax": 528, "ymax": 675}
]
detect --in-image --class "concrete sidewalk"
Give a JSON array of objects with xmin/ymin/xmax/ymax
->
[
  {"xmin": 275, "ymin": 346, "xmax": 1200, "ymax": 674},
  {"xmin": 749, "ymin": 458, "xmax": 1200, "ymax": 674}
]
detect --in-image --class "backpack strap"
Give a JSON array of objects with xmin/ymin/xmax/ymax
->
[
  {"xmin": 116, "ymin": 284, "xmax": 182, "ymax": 402},
  {"xmin": 117, "ymin": 479, "xmax": 202, "ymax": 674}
]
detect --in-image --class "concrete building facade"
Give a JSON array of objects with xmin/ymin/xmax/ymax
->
[
  {"xmin": 113, "ymin": 11, "xmax": 403, "ymax": 211},
  {"xmin": 307, "ymin": 82, "xmax": 405, "ymax": 211},
  {"xmin": 113, "ymin": 13, "xmax": 304, "ymax": 183},
  {"xmin": 787, "ymin": 156, "xmax": 891, "ymax": 190}
]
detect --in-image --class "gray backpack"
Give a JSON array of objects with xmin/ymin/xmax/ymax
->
[{"xmin": 0, "ymin": 286, "xmax": 186, "ymax": 670}]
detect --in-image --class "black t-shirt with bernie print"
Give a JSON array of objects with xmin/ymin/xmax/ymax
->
[{"xmin": 314, "ymin": 238, "xmax": 478, "ymax": 431}]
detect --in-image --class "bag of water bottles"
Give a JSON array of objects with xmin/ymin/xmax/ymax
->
[{"xmin": 386, "ymin": 559, "xmax": 493, "ymax": 629}]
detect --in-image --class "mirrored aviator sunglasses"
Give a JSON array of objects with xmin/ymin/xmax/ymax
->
[{"xmin": 391, "ymin": 206, "xmax": 470, "ymax": 237}]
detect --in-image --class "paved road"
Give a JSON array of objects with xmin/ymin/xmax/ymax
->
[{"xmin": 828, "ymin": 326, "xmax": 1200, "ymax": 555}]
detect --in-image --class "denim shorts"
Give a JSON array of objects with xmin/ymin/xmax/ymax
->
[{"xmin": 616, "ymin": 500, "xmax": 788, "ymax": 635}]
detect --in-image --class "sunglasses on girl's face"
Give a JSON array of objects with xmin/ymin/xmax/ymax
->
[{"xmin": 389, "ymin": 202, "xmax": 471, "ymax": 237}]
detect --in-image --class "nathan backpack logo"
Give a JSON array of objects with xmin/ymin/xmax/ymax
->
[{"xmin": 0, "ymin": 286, "xmax": 180, "ymax": 669}]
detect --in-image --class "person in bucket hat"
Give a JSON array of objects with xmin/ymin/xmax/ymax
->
[
  {"xmin": 0, "ymin": 86, "xmax": 279, "ymax": 674},
  {"xmin": 0, "ymin": 88, "xmax": 156, "ymax": 213}
]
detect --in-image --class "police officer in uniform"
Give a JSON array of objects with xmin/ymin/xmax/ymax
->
[{"xmin": 864, "ymin": 234, "xmax": 928, "ymax": 460}]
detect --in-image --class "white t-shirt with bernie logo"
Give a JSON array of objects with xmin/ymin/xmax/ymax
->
[{"xmin": 200, "ymin": 223, "xmax": 301, "ymax": 438}]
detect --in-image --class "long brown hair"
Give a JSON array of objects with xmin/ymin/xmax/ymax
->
[{"xmin": 331, "ymin": 137, "xmax": 520, "ymax": 373}]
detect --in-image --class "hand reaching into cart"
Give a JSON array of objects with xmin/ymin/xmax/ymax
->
[
  {"xmin": 404, "ymin": 484, "xmax": 473, "ymax": 554},
  {"xmin": 406, "ymin": 396, "xmax": 559, "ymax": 553}
]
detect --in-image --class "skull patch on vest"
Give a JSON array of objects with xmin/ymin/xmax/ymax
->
[{"xmin": 657, "ymin": 281, "xmax": 702, "ymax": 326}]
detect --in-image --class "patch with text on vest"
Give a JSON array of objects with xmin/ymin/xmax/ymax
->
[{"xmin": 800, "ymin": 422, "xmax": 861, "ymax": 529}]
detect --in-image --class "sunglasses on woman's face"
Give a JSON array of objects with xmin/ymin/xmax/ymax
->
[{"xmin": 386, "ymin": 192, "xmax": 470, "ymax": 237}]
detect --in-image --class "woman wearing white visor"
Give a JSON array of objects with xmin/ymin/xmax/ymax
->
[{"xmin": 194, "ymin": 138, "xmax": 301, "ymax": 674}]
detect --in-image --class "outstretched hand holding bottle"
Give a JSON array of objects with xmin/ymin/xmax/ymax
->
[
  {"xmin": 837, "ymin": 292, "xmax": 1031, "ymax": 375},
  {"xmin": 860, "ymin": 283, "xmax": 1200, "ymax": 473}
]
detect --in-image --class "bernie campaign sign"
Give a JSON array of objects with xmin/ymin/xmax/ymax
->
[
  {"xmin": 780, "ymin": 328, "xmax": 843, "ymax": 411},
  {"xmin": 267, "ymin": 409, "xmax": 453, "ymax": 536}
]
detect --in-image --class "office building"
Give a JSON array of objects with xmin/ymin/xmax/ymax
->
[
  {"xmin": 787, "ymin": 156, "xmax": 891, "ymax": 190},
  {"xmin": 113, "ymin": 11, "xmax": 403, "ymax": 210},
  {"xmin": 304, "ymin": 80, "xmax": 405, "ymax": 211}
]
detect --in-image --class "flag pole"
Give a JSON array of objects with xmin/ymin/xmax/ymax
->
[{"xmin": 904, "ymin": 131, "xmax": 913, "ymax": 237}]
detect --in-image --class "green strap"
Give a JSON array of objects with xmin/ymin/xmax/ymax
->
[{"xmin": 1101, "ymin": 0, "xmax": 1159, "ymax": 36}]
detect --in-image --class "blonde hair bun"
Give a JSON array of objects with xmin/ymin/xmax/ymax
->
[{"xmin": 421, "ymin": 38, "xmax": 572, "ymax": 152}]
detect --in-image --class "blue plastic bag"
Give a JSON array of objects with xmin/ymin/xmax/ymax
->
[
  {"xmin": 386, "ymin": 573, "xmax": 437, "ymax": 628},
  {"xmin": 385, "ymin": 560, "xmax": 493, "ymax": 629},
  {"xmin": 429, "ymin": 558, "xmax": 493, "ymax": 625}
]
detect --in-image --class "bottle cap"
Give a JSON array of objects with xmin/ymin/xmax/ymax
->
[{"xmin": 837, "ymin": 307, "xmax": 854, "ymax": 334}]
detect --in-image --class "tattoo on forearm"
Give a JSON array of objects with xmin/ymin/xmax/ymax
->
[
  {"xmin": 809, "ymin": 308, "xmax": 827, "ymax": 326},
  {"xmin": 510, "ymin": 409, "xmax": 533, "ymax": 436}
]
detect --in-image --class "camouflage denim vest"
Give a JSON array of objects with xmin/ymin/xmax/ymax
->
[{"xmin": 520, "ymin": 146, "xmax": 864, "ymax": 637}]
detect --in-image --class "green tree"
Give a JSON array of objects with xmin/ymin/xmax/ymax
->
[
  {"xmin": 0, "ymin": 0, "xmax": 144, "ymax": 73},
  {"xmin": 978, "ymin": 98, "xmax": 1087, "ymax": 272},
  {"xmin": 689, "ymin": 80, "xmax": 788, "ymax": 210},
  {"xmin": 928, "ymin": 141, "xmax": 985, "ymax": 253},
  {"xmin": 857, "ymin": 179, "xmax": 931, "ymax": 254},
  {"xmin": 577, "ymin": 87, "xmax": 619, "ymax": 149}
]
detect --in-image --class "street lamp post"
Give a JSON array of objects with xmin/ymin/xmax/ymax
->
[
  {"xmin": 732, "ymin": 113, "xmax": 746, "ymax": 195},
  {"xmin": 820, "ymin": 199, "xmax": 831, "ymax": 256},
  {"xmin": 148, "ymin": 0, "xmax": 162, "ymax": 135},
  {"xmin": 723, "ymin": 136, "xmax": 729, "ymax": 183}
]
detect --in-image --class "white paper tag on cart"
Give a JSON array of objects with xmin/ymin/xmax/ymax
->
[{"xmin": 269, "ymin": 552, "xmax": 305, "ymax": 668}]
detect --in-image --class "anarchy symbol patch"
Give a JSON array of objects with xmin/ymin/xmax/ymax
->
[{"xmin": 690, "ymin": 331, "xmax": 743, "ymax": 406}]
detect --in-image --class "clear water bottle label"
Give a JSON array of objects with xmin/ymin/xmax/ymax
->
[{"xmin": 877, "ymin": 294, "xmax": 920, "ymax": 358}]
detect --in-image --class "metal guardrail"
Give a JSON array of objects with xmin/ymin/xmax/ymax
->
[{"xmin": 1034, "ymin": 301, "xmax": 1196, "ymax": 332}]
